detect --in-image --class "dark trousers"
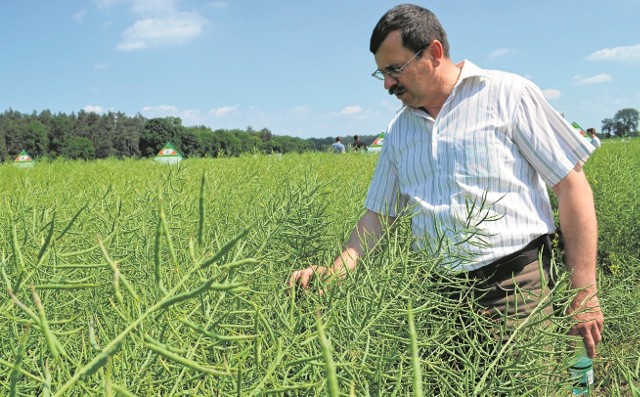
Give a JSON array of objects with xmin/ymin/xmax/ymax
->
[
  {"xmin": 471, "ymin": 258, "xmax": 553, "ymax": 331},
  {"xmin": 438, "ymin": 235, "xmax": 555, "ymax": 340}
]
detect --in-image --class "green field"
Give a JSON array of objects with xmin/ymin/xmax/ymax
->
[{"xmin": 0, "ymin": 143, "xmax": 638, "ymax": 396}]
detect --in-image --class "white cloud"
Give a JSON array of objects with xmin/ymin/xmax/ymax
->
[
  {"xmin": 542, "ymin": 89, "xmax": 561, "ymax": 101},
  {"xmin": 116, "ymin": 12, "xmax": 206, "ymax": 51},
  {"xmin": 208, "ymin": 106, "xmax": 239, "ymax": 117},
  {"xmin": 84, "ymin": 105, "xmax": 104, "ymax": 113},
  {"xmin": 73, "ymin": 9, "xmax": 87, "ymax": 23},
  {"xmin": 140, "ymin": 105, "xmax": 204, "ymax": 125},
  {"xmin": 489, "ymin": 48, "xmax": 510, "ymax": 58},
  {"xmin": 586, "ymin": 44, "xmax": 640, "ymax": 63},
  {"xmin": 574, "ymin": 73, "xmax": 612, "ymax": 86},
  {"xmin": 142, "ymin": 105, "xmax": 178, "ymax": 113},
  {"xmin": 131, "ymin": 0, "xmax": 179, "ymax": 17},
  {"xmin": 113, "ymin": 0, "xmax": 208, "ymax": 51},
  {"xmin": 340, "ymin": 105, "xmax": 362, "ymax": 116},
  {"xmin": 207, "ymin": 1, "xmax": 229, "ymax": 9},
  {"xmin": 93, "ymin": 63, "xmax": 109, "ymax": 70}
]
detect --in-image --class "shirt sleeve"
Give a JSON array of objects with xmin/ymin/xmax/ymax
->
[
  {"xmin": 512, "ymin": 80, "xmax": 594, "ymax": 187},
  {"xmin": 364, "ymin": 141, "xmax": 403, "ymax": 217}
]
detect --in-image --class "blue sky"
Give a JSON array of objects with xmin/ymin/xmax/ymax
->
[{"xmin": 1, "ymin": 0, "xmax": 639, "ymax": 139}]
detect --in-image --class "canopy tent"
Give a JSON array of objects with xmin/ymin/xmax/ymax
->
[
  {"xmin": 367, "ymin": 132, "xmax": 385, "ymax": 153},
  {"xmin": 571, "ymin": 121, "xmax": 594, "ymax": 143},
  {"xmin": 14, "ymin": 149, "xmax": 34, "ymax": 168},
  {"xmin": 154, "ymin": 142, "xmax": 183, "ymax": 164}
]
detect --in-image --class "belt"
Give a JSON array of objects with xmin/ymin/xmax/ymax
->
[{"xmin": 465, "ymin": 234, "xmax": 552, "ymax": 285}]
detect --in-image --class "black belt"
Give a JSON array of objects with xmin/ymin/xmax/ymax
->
[{"xmin": 466, "ymin": 234, "xmax": 552, "ymax": 285}]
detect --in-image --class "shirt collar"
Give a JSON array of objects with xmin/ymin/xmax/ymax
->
[
  {"xmin": 406, "ymin": 60, "xmax": 489, "ymax": 119},
  {"xmin": 455, "ymin": 59, "xmax": 489, "ymax": 85}
]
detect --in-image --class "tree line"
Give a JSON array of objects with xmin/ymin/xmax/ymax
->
[
  {"xmin": 600, "ymin": 108, "xmax": 639, "ymax": 138},
  {"xmin": 0, "ymin": 109, "xmax": 378, "ymax": 161}
]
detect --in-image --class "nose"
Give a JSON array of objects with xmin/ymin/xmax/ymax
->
[{"xmin": 383, "ymin": 75, "xmax": 398, "ymax": 90}]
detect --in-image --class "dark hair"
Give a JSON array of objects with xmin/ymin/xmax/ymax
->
[
  {"xmin": 336, "ymin": 137, "xmax": 341, "ymax": 142},
  {"xmin": 370, "ymin": 4, "xmax": 449, "ymax": 57}
]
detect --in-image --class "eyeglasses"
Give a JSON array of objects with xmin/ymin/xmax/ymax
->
[{"xmin": 371, "ymin": 48, "xmax": 425, "ymax": 81}]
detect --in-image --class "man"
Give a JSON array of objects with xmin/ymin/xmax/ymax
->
[
  {"xmin": 352, "ymin": 135, "xmax": 364, "ymax": 151},
  {"xmin": 289, "ymin": 4, "xmax": 603, "ymax": 358},
  {"xmin": 332, "ymin": 136, "xmax": 346, "ymax": 153},
  {"xmin": 587, "ymin": 128, "xmax": 602, "ymax": 148}
]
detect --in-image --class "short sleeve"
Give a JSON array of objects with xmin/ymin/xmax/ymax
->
[{"xmin": 512, "ymin": 80, "xmax": 594, "ymax": 186}]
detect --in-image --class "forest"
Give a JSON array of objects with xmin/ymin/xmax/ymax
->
[{"xmin": 0, "ymin": 109, "xmax": 377, "ymax": 161}]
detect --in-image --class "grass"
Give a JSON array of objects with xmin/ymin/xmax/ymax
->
[{"xmin": 0, "ymin": 148, "xmax": 638, "ymax": 396}]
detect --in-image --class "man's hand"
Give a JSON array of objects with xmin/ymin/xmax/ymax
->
[
  {"xmin": 287, "ymin": 265, "xmax": 328, "ymax": 293},
  {"xmin": 286, "ymin": 210, "xmax": 391, "ymax": 295},
  {"xmin": 568, "ymin": 288, "xmax": 604, "ymax": 358}
]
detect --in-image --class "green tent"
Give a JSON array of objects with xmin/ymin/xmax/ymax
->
[
  {"xmin": 14, "ymin": 149, "xmax": 34, "ymax": 168},
  {"xmin": 154, "ymin": 142, "xmax": 183, "ymax": 164},
  {"xmin": 368, "ymin": 132, "xmax": 385, "ymax": 153},
  {"xmin": 571, "ymin": 121, "xmax": 595, "ymax": 143}
]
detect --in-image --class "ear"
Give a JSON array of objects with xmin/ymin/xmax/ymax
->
[{"xmin": 427, "ymin": 40, "xmax": 444, "ymax": 61}]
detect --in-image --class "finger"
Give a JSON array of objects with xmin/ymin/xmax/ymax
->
[
  {"xmin": 287, "ymin": 271, "xmax": 299, "ymax": 290},
  {"xmin": 583, "ymin": 333, "xmax": 596, "ymax": 359},
  {"xmin": 298, "ymin": 270, "xmax": 312, "ymax": 289},
  {"xmin": 591, "ymin": 322, "xmax": 603, "ymax": 344},
  {"xmin": 597, "ymin": 316, "xmax": 605, "ymax": 335},
  {"xmin": 285, "ymin": 275, "xmax": 295, "ymax": 295},
  {"xmin": 287, "ymin": 270, "xmax": 309, "ymax": 294},
  {"xmin": 578, "ymin": 323, "xmax": 601, "ymax": 358}
]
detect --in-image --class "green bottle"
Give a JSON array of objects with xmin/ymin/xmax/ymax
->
[{"xmin": 568, "ymin": 345, "xmax": 593, "ymax": 396}]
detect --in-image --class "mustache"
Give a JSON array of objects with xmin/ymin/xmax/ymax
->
[{"xmin": 388, "ymin": 84, "xmax": 406, "ymax": 96}]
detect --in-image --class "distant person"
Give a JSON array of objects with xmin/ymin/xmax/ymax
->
[
  {"xmin": 587, "ymin": 128, "xmax": 601, "ymax": 148},
  {"xmin": 332, "ymin": 137, "xmax": 346, "ymax": 154},
  {"xmin": 352, "ymin": 135, "xmax": 364, "ymax": 151},
  {"xmin": 290, "ymin": 3, "xmax": 603, "ymax": 360}
]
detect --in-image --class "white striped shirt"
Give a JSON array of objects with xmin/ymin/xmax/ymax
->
[{"xmin": 365, "ymin": 60, "xmax": 594, "ymax": 272}]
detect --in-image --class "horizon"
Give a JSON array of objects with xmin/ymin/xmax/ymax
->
[{"xmin": 2, "ymin": 1, "xmax": 639, "ymax": 139}]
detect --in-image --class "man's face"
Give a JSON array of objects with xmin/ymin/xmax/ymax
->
[{"xmin": 373, "ymin": 31, "xmax": 436, "ymax": 110}]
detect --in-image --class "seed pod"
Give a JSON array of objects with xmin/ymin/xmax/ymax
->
[
  {"xmin": 9, "ymin": 325, "xmax": 29, "ymax": 396},
  {"xmin": 144, "ymin": 340, "xmax": 230, "ymax": 376},
  {"xmin": 30, "ymin": 286, "xmax": 59, "ymax": 360}
]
